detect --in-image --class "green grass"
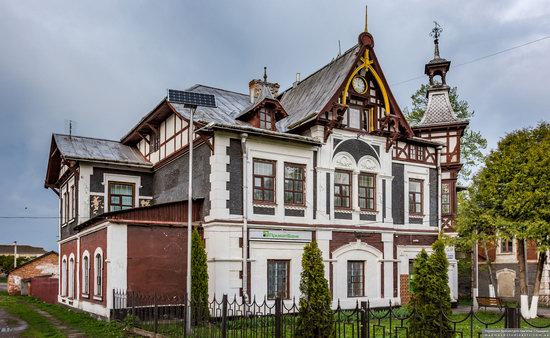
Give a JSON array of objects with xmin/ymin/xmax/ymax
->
[
  {"xmin": 0, "ymin": 291, "xmax": 129, "ymax": 337},
  {"xmin": 0, "ymin": 292, "xmax": 64, "ymax": 337},
  {"xmin": 142, "ymin": 308, "xmax": 550, "ymax": 338},
  {"xmin": 22, "ymin": 296, "xmax": 128, "ymax": 337}
]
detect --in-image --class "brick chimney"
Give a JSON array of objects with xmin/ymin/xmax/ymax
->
[
  {"xmin": 249, "ymin": 68, "xmax": 280, "ymax": 103},
  {"xmin": 248, "ymin": 79, "xmax": 280, "ymax": 103}
]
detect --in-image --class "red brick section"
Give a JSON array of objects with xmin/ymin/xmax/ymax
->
[
  {"xmin": 400, "ymin": 274, "xmax": 410, "ymax": 304},
  {"xmin": 127, "ymin": 226, "xmax": 187, "ymax": 298},
  {"xmin": 60, "ymin": 239, "xmax": 77, "ymax": 299},
  {"xmin": 329, "ymin": 232, "xmax": 383, "ymax": 253},
  {"xmin": 7, "ymin": 252, "xmax": 59, "ymax": 296},
  {"xmin": 79, "ymin": 228, "xmax": 107, "ymax": 306}
]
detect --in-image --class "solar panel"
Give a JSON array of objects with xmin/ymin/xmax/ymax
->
[{"xmin": 168, "ymin": 89, "xmax": 217, "ymax": 108}]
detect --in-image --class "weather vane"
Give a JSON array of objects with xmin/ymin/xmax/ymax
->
[{"xmin": 430, "ymin": 21, "xmax": 442, "ymax": 41}]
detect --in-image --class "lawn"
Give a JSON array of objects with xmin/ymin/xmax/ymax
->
[
  {"xmin": 0, "ymin": 291, "xmax": 129, "ymax": 337},
  {"xmin": 0, "ymin": 292, "xmax": 63, "ymax": 337},
  {"xmin": 124, "ymin": 308, "xmax": 550, "ymax": 337}
]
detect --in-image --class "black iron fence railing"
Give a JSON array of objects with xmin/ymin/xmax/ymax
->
[{"xmin": 111, "ymin": 289, "xmax": 550, "ymax": 338}]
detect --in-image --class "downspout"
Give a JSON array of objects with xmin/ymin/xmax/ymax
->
[
  {"xmin": 241, "ymin": 133, "xmax": 249, "ymax": 303},
  {"xmin": 436, "ymin": 145, "xmax": 443, "ymax": 235}
]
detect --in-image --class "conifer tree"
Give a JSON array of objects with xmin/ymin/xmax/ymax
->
[
  {"xmin": 296, "ymin": 240, "xmax": 334, "ymax": 337},
  {"xmin": 191, "ymin": 227, "xmax": 209, "ymax": 324},
  {"xmin": 409, "ymin": 241, "xmax": 452, "ymax": 338}
]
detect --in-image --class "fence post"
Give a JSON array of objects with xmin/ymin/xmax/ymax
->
[
  {"xmin": 183, "ymin": 293, "xmax": 188, "ymax": 338},
  {"xmin": 154, "ymin": 293, "xmax": 158, "ymax": 333},
  {"xmin": 360, "ymin": 301, "xmax": 368, "ymax": 338},
  {"xmin": 275, "ymin": 297, "xmax": 282, "ymax": 338},
  {"xmin": 221, "ymin": 294, "xmax": 228, "ymax": 338},
  {"xmin": 505, "ymin": 306, "xmax": 519, "ymax": 329}
]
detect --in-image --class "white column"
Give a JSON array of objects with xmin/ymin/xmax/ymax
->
[
  {"xmin": 106, "ymin": 224, "xmax": 127, "ymax": 310},
  {"xmin": 382, "ymin": 232, "xmax": 394, "ymax": 300}
]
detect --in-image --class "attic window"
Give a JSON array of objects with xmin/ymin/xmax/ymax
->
[{"xmin": 259, "ymin": 108, "xmax": 274, "ymax": 130}]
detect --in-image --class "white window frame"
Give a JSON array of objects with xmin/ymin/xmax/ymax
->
[
  {"xmin": 82, "ymin": 251, "xmax": 90, "ymax": 297},
  {"xmin": 68, "ymin": 254, "xmax": 75, "ymax": 299},
  {"xmin": 61, "ymin": 256, "xmax": 67, "ymax": 297},
  {"xmin": 102, "ymin": 174, "xmax": 141, "ymax": 213},
  {"xmin": 93, "ymin": 247, "xmax": 104, "ymax": 300}
]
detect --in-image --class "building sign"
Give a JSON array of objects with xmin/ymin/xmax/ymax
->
[
  {"xmin": 249, "ymin": 229, "xmax": 312, "ymax": 242},
  {"xmin": 445, "ymin": 246, "xmax": 455, "ymax": 260}
]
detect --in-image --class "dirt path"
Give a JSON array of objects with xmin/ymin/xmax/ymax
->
[
  {"xmin": 24, "ymin": 303, "xmax": 87, "ymax": 338},
  {"xmin": 0, "ymin": 308, "xmax": 27, "ymax": 337}
]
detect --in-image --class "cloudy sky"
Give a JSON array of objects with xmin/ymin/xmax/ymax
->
[{"xmin": 0, "ymin": 0, "xmax": 548, "ymax": 251}]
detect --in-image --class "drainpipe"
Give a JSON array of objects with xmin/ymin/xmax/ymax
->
[
  {"xmin": 241, "ymin": 133, "xmax": 250, "ymax": 303},
  {"xmin": 436, "ymin": 145, "xmax": 443, "ymax": 235}
]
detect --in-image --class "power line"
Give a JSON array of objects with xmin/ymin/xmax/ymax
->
[{"xmin": 391, "ymin": 34, "xmax": 550, "ymax": 87}]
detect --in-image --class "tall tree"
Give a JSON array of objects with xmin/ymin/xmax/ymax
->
[
  {"xmin": 409, "ymin": 241, "xmax": 452, "ymax": 338},
  {"xmin": 296, "ymin": 240, "xmax": 334, "ymax": 338},
  {"xmin": 191, "ymin": 227, "xmax": 209, "ymax": 324},
  {"xmin": 405, "ymin": 84, "xmax": 487, "ymax": 182},
  {"xmin": 457, "ymin": 122, "xmax": 550, "ymax": 318}
]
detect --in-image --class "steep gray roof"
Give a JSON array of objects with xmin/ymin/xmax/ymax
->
[
  {"xmin": 278, "ymin": 45, "xmax": 360, "ymax": 130},
  {"xmin": 169, "ymin": 85, "xmax": 250, "ymax": 125},
  {"xmin": 53, "ymin": 134, "xmax": 152, "ymax": 167},
  {"xmin": 414, "ymin": 87, "xmax": 466, "ymax": 128}
]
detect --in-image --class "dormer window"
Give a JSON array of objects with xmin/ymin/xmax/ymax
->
[{"xmin": 259, "ymin": 108, "xmax": 274, "ymax": 130}]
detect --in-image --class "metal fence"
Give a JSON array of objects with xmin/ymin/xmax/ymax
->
[{"xmin": 111, "ymin": 290, "xmax": 550, "ymax": 338}]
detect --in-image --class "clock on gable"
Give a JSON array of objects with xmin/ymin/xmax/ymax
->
[{"xmin": 352, "ymin": 76, "xmax": 368, "ymax": 94}]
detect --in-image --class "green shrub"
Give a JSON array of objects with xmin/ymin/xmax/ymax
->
[
  {"xmin": 191, "ymin": 227, "xmax": 209, "ymax": 325},
  {"xmin": 409, "ymin": 240, "xmax": 452, "ymax": 338},
  {"xmin": 296, "ymin": 240, "xmax": 334, "ymax": 337}
]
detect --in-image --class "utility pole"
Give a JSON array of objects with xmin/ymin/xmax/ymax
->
[
  {"xmin": 13, "ymin": 241, "xmax": 17, "ymax": 268},
  {"xmin": 166, "ymin": 89, "xmax": 216, "ymax": 335}
]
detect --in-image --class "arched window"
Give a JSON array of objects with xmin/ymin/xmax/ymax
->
[
  {"xmin": 82, "ymin": 252, "xmax": 90, "ymax": 296},
  {"xmin": 94, "ymin": 248, "xmax": 103, "ymax": 298},
  {"xmin": 68, "ymin": 255, "xmax": 75, "ymax": 299},
  {"xmin": 61, "ymin": 256, "xmax": 67, "ymax": 297}
]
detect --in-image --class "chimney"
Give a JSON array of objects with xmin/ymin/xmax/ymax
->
[
  {"xmin": 248, "ymin": 67, "xmax": 280, "ymax": 103},
  {"xmin": 248, "ymin": 80, "xmax": 280, "ymax": 103},
  {"xmin": 293, "ymin": 72, "xmax": 301, "ymax": 88}
]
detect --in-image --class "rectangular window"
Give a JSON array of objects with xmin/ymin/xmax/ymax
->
[
  {"xmin": 259, "ymin": 109, "xmax": 274, "ymax": 130},
  {"xmin": 64, "ymin": 190, "xmax": 69, "ymax": 224},
  {"xmin": 70, "ymin": 185, "xmax": 75, "ymax": 221},
  {"xmin": 284, "ymin": 163, "xmax": 305, "ymax": 206},
  {"xmin": 334, "ymin": 170, "xmax": 352, "ymax": 209},
  {"xmin": 499, "ymin": 238, "xmax": 514, "ymax": 254},
  {"xmin": 441, "ymin": 183, "xmax": 451, "ymax": 215},
  {"xmin": 409, "ymin": 179, "xmax": 423, "ymax": 215},
  {"xmin": 347, "ymin": 261, "xmax": 364, "ymax": 297},
  {"xmin": 358, "ymin": 173, "xmax": 376, "ymax": 211},
  {"xmin": 108, "ymin": 182, "xmax": 134, "ymax": 212},
  {"xmin": 253, "ymin": 159, "xmax": 276, "ymax": 203},
  {"xmin": 267, "ymin": 260, "xmax": 289, "ymax": 299},
  {"xmin": 348, "ymin": 107, "xmax": 361, "ymax": 129}
]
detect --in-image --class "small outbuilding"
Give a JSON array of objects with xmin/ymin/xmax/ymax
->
[{"xmin": 8, "ymin": 251, "xmax": 58, "ymax": 296}]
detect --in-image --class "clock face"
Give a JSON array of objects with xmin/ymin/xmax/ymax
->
[{"xmin": 352, "ymin": 76, "xmax": 367, "ymax": 94}]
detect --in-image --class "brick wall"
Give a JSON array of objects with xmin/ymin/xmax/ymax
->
[
  {"xmin": 7, "ymin": 253, "xmax": 58, "ymax": 296},
  {"xmin": 400, "ymin": 274, "xmax": 410, "ymax": 304}
]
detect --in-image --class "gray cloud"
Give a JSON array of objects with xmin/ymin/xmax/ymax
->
[{"xmin": 0, "ymin": 0, "xmax": 548, "ymax": 250}]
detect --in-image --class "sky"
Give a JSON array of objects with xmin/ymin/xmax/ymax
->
[{"xmin": 0, "ymin": 0, "xmax": 548, "ymax": 251}]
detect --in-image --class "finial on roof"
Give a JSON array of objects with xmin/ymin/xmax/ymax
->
[
  {"xmin": 364, "ymin": 5, "xmax": 368, "ymax": 32},
  {"xmin": 263, "ymin": 67, "xmax": 268, "ymax": 84},
  {"xmin": 430, "ymin": 21, "xmax": 443, "ymax": 59}
]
